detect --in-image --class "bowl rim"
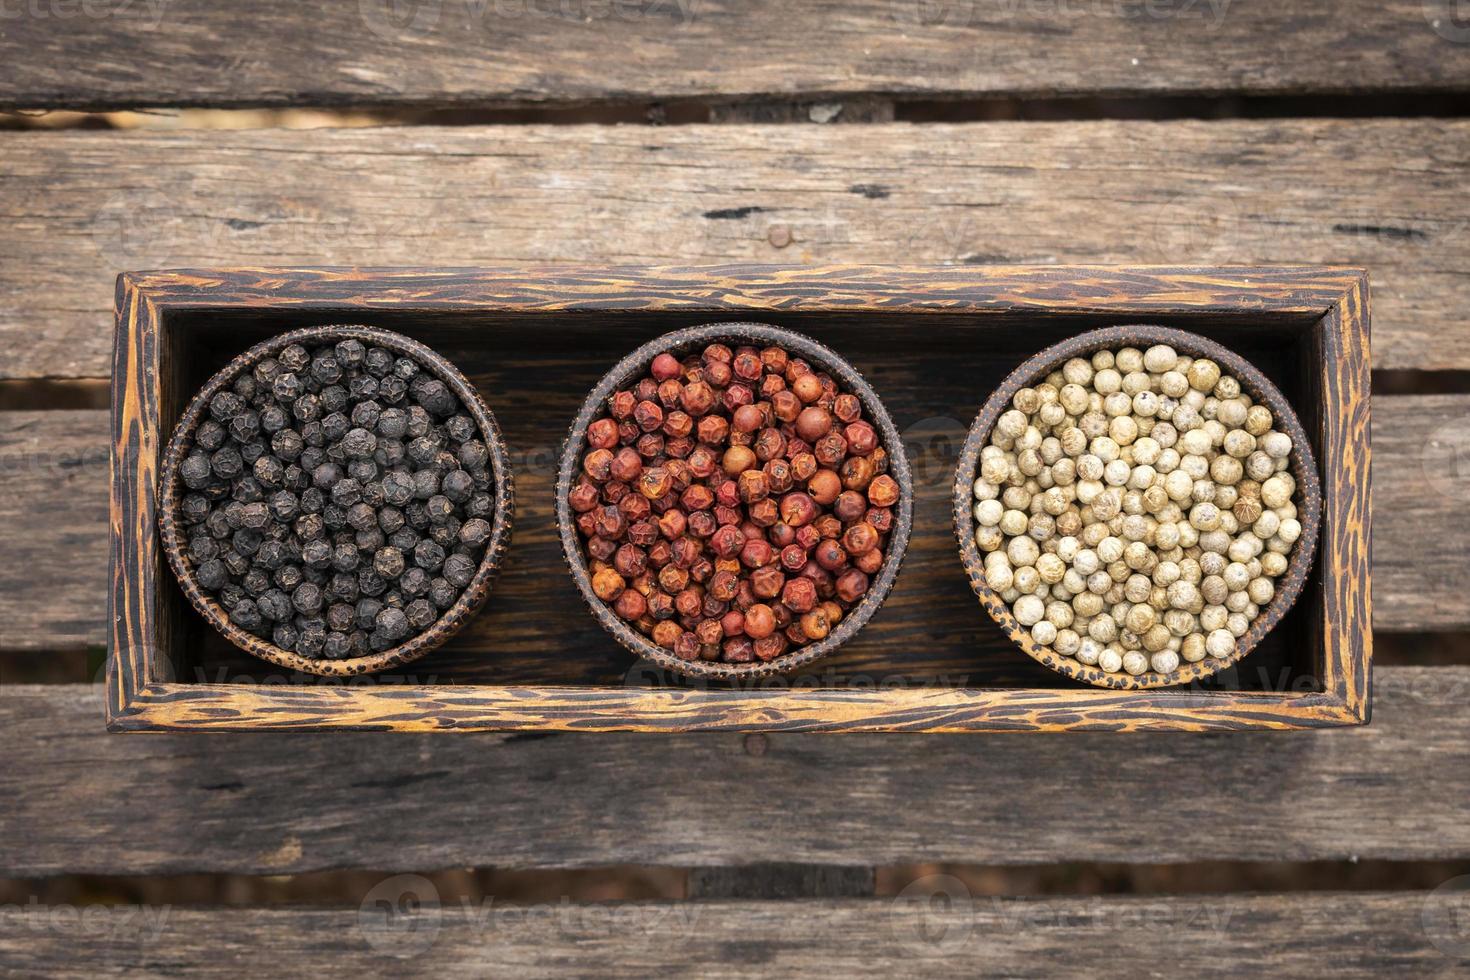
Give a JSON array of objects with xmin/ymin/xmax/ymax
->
[
  {"xmin": 556, "ymin": 321, "xmax": 913, "ymax": 680},
  {"xmin": 157, "ymin": 323, "xmax": 515, "ymax": 677},
  {"xmin": 951, "ymin": 324, "xmax": 1323, "ymax": 690}
]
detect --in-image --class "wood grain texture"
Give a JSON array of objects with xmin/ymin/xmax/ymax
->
[
  {"xmin": 2, "ymin": 893, "xmax": 1464, "ymax": 978},
  {"xmin": 2, "ymin": 120, "xmax": 1469, "ymax": 378},
  {"xmin": 2, "ymin": 1, "xmax": 1468, "ymax": 110},
  {"xmin": 107, "ymin": 265, "xmax": 1367, "ymax": 731},
  {"xmin": 3, "ymin": 670, "xmax": 1469, "ymax": 874}
]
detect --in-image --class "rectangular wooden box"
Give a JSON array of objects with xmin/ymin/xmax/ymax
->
[{"xmin": 108, "ymin": 265, "xmax": 1371, "ymax": 732}]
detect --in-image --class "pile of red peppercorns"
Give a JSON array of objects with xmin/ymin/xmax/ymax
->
[{"xmin": 570, "ymin": 340, "xmax": 901, "ymax": 665}]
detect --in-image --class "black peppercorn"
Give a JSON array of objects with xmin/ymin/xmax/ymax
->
[{"xmin": 177, "ymin": 336, "xmax": 495, "ymax": 660}]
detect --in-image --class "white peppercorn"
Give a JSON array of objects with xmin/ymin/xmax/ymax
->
[{"xmin": 974, "ymin": 343, "xmax": 1304, "ymax": 678}]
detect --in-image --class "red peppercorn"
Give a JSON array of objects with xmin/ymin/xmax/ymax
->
[
  {"xmin": 651, "ymin": 352, "xmax": 682, "ymax": 382},
  {"xmin": 760, "ymin": 374, "xmax": 786, "ymax": 399},
  {"xmin": 763, "ymin": 458, "xmax": 793, "ymax": 494},
  {"xmin": 814, "ymin": 432, "xmax": 848, "ymax": 468},
  {"xmin": 647, "ymin": 539, "xmax": 673, "ymax": 568},
  {"xmin": 748, "ymin": 498, "xmax": 779, "ymax": 527},
  {"xmin": 659, "ymin": 563, "xmax": 690, "ymax": 594},
  {"xmin": 695, "ymin": 618, "xmax": 723, "ymax": 646},
  {"xmin": 814, "ymin": 538, "xmax": 847, "ymax": 571},
  {"xmin": 732, "ymin": 404, "xmax": 765, "ymax": 433},
  {"xmin": 868, "ymin": 474, "xmax": 900, "ymax": 507},
  {"xmin": 704, "ymin": 343, "xmax": 732, "ymax": 364},
  {"xmin": 635, "ymin": 433, "xmax": 665, "ymax": 459},
  {"xmin": 842, "ymin": 521, "xmax": 880, "ymax": 556},
  {"xmin": 609, "ymin": 447, "xmax": 642, "ymax": 483},
  {"xmin": 769, "ymin": 522, "xmax": 796, "ymax": 548},
  {"xmin": 737, "ymin": 469, "xmax": 770, "ymax": 503},
  {"xmin": 795, "ymin": 524, "xmax": 822, "ymax": 552},
  {"xmin": 780, "ymin": 543, "xmax": 808, "ymax": 572},
  {"xmin": 854, "ymin": 547, "xmax": 884, "ymax": 574},
  {"xmin": 587, "ymin": 417, "xmax": 620, "ymax": 450},
  {"xmin": 844, "ymin": 421, "xmax": 878, "ymax": 455},
  {"xmin": 657, "ymin": 379, "xmax": 683, "ymax": 409},
  {"xmin": 754, "ymin": 633, "xmax": 787, "ymax": 661},
  {"xmin": 647, "ymin": 591, "xmax": 676, "ymax": 621},
  {"xmin": 704, "ymin": 359, "xmax": 733, "ymax": 387},
  {"xmin": 808, "ymin": 469, "xmax": 842, "ymax": 505},
  {"xmin": 778, "ymin": 492, "xmax": 818, "ymax": 528},
  {"xmin": 593, "ymin": 506, "xmax": 627, "ymax": 540},
  {"xmin": 841, "ymin": 455, "xmax": 874, "ymax": 492},
  {"xmin": 687, "ymin": 510, "xmax": 717, "ymax": 538},
  {"xmin": 656, "ymin": 508, "xmax": 686, "ymax": 541},
  {"xmin": 814, "ymin": 514, "xmax": 842, "ymax": 540},
  {"xmin": 753, "ymin": 427, "xmax": 786, "ymax": 462},
  {"xmin": 670, "ymin": 537, "xmax": 702, "ymax": 569},
  {"xmin": 680, "ymin": 484, "xmax": 714, "ymax": 512},
  {"xmin": 569, "ymin": 481, "xmax": 600, "ymax": 513},
  {"xmin": 614, "ymin": 589, "xmax": 647, "ymax": 621},
  {"xmin": 790, "ymin": 452, "xmax": 818, "ymax": 482},
  {"xmin": 740, "ymin": 538, "xmax": 773, "ymax": 569},
  {"xmin": 614, "ymin": 543, "xmax": 647, "ymax": 578},
  {"xmin": 674, "ymin": 586, "xmax": 703, "ymax": 619},
  {"xmin": 835, "ymin": 568, "xmax": 870, "ymax": 603},
  {"xmin": 866, "ymin": 506, "xmax": 893, "ymax": 533},
  {"xmin": 634, "ymin": 400, "xmax": 664, "ymax": 433},
  {"xmin": 609, "ymin": 390, "xmax": 636, "ymax": 420},
  {"xmin": 708, "ymin": 569, "xmax": 740, "ymax": 602},
  {"xmin": 792, "ymin": 373, "xmax": 823, "ymax": 404},
  {"xmin": 686, "ymin": 446, "xmax": 718, "ymax": 479},
  {"xmin": 681, "ymin": 380, "xmax": 715, "ymax": 416},
  {"xmin": 652, "ymin": 620, "xmax": 681, "ymax": 649},
  {"xmin": 721, "ymin": 609, "xmax": 745, "ymax": 636},
  {"xmin": 832, "ymin": 490, "xmax": 866, "ymax": 523},
  {"xmin": 639, "ymin": 466, "xmax": 673, "ymax": 500},
  {"xmin": 751, "ymin": 565, "xmax": 785, "ymax": 599},
  {"xmin": 628, "ymin": 521, "xmax": 659, "ymax": 546},
  {"xmin": 833, "ymin": 393, "xmax": 862, "ymax": 424},
  {"xmin": 796, "ymin": 406, "xmax": 833, "ymax": 443},
  {"xmin": 800, "ymin": 607, "xmax": 831, "ymax": 641},
  {"xmin": 771, "ymin": 390, "xmax": 802, "ymax": 423},
  {"xmin": 781, "ymin": 576, "xmax": 818, "ymax": 613},
  {"xmin": 591, "ymin": 567, "xmax": 625, "ymax": 602},
  {"xmin": 586, "ymin": 534, "xmax": 616, "ymax": 562},
  {"xmin": 733, "ymin": 350, "xmax": 763, "ymax": 382},
  {"xmin": 583, "ymin": 448, "xmax": 614, "ymax": 481},
  {"xmin": 743, "ymin": 603, "xmax": 776, "ymax": 639},
  {"xmin": 722, "ymin": 445, "xmax": 756, "ymax": 477},
  {"xmin": 723, "ymin": 637, "xmax": 755, "ymax": 662},
  {"xmin": 663, "ymin": 410, "xmax": 693, "ymax": 439},
  {"xmin": 722, "ymin": 383, "xmax": 754, "ymax": 414}
]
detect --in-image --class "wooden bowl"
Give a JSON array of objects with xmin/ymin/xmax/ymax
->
[
  {"xmin": 558, "ymin": 322, "xmax": 913, "ymax": 680},
  {"xmin": 158, "ymin": 324, "xmax": 515, "ymax": 677},
  {"xmin": 952, "ymin": 325, "xmax": 1322, "ymax": 690}
]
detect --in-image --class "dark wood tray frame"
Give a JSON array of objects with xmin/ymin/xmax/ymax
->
[{"xmin": 108, "ymin": 265, "xmax": 1370, "ymax": 733}]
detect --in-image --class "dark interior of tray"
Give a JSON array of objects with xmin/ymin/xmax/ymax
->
[{"xmin": 157, "ymin": 307, "xmax": 1324, "ymax": 693}]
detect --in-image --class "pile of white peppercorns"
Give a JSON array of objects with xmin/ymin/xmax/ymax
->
[{"xmin": 971, "ymin": 343, "xmax": 1303, "ymax": 677}]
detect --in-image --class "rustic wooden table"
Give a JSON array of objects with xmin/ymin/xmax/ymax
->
[{"xmin": 2, "ymin": 2, "xmax": 1469, "ymax": 975}]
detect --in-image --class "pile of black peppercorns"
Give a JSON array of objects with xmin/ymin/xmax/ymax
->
[{"xmin": 174, "ymin": 338, "xmax": 496, "ymax": 660}]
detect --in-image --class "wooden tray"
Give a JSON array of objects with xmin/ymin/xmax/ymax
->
[{"xmin": 108, "ymin": 265, "xmax": 1371, "ymax": 733}]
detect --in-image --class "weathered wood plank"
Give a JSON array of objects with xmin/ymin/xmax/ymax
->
[
  {"xmin": 2, "ymin": 392, "xmax": 1450, "ymax": 651},
  {"xmin": 2, "ymin": 1, "xmax": 1468, "ymax": 110},
  {"xmin": 1, "ymin": 119, "xmax": 1468, "ymax": 378},
  {"xmin": 1, "ymin": 893, "xmax": 1463, "ymax": 978},
  {"xmin": 1, "ymin": 669, "xmax": 1467, "ymax": 875}
]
